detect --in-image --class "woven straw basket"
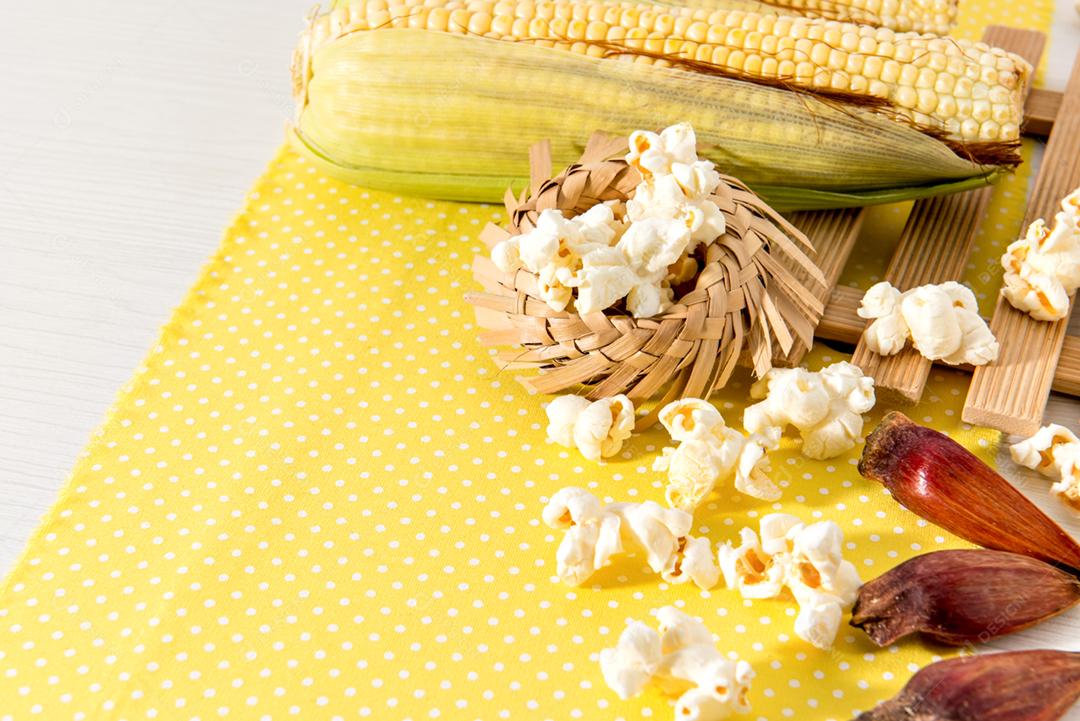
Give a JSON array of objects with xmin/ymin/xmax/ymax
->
[{"xmin": 465, "ymin": 133, "xmax": 827, "ymax": 423}]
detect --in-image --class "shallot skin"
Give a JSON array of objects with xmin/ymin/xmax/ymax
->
[
  {"xmin": 859, "ymin": 412, "xmax": 1080, "ymax": 571},
  {"xmin": 851, "ymin": 549, "xmax": 1080, "ymax": 646},
  {"xmin": 853, "ymin": 650, "xmax": 1080, "ymax": 721}
]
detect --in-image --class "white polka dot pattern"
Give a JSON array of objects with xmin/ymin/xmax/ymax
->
[{"xmin": 0, "ymin": 8, "xmax": 1056, "ymax": 710}]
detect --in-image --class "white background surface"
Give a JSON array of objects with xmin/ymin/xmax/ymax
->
[{"xmin": 0, "ymin": 0, "xmax": 1078, "ymax": 698}]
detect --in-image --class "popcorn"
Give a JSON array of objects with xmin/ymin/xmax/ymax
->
[
  {"xmin": 626, "ymin": 124, "xmax": 698, "ymax": 179},
  {"xmin": 717, "ymin": 527, "xmax": 786, "ymax": 599},
  {"xmin": 668, "ymin": 253, "xmax": 699, "ymax": 285},
  {"xmin": 600, "ymin": 607, "xmax": 754, "ymax": 720},
  {"xmin": 490, "ymin": 235, "xmax": 521, "ymax": 274},
  {"xmin": 718, "ymin": 514, "xmax": 861, "ymax": 649},
  {"xmin": 672, "ymin": 160, "xmax": 722, "ymax": 199},
  {"xmin": 617, "ymin": 215, "xmax": 692, "ymax": 277},
  {"xmin": 545, "ymin": 394, "xmax": 635, "ymax": 461},
  {"xmin": 792, "ymin": 590, "xmax": 845, "ymax": 651},
  {"xmin": 654, "ymin": 398, "xmax": 781, "ymax": 511},
  {"xmin": 490, "ymin": 124, "xmax": 728, "ymax": 318},
  {"xmin": 1064, "ymin": 187, "xmax": 1080, "ymax": 220},
  {"xmin": 618, "ymin": 123, "xmax": 727, "ymax": 317},
  {"xmin": 575, "ymin": 203, "xmax": 622, "ymax": 247},
  {"xmin": 734, "ymin": 426, "xmax": 782, "ymax": 503},
  {"xmin": 542, "ymin": 487, "xmax": 719, "ymax": 588},
  {"xmin": 613, "ymin": 215, "xmax": 688, "ymax": 318},
  {"xmin": 618, "ymin": 499, "xmax": 695, "ymax": 574},
  {"xmin": 743, "ymin": 362, "xmax": 876, "ymax": 460},
  {"xmin": 541, "ymin": 487, "xmax": 621, "ymax": 586},
  {"xmin": 626, "ymin": 281, "xmax": 676, "ymax": 319},
  {"xmin": 490, "ymin": 206, "xmax": 622, "ymax": 312},
  {"xmin": 661, "ymin": 535, "xmax": 721, "ymax": 590},
  {"xmin": 627, "ymin": 174, "xmax": 726, "ymax": 249},
  {"xmin": 599, "ymin": 619, "xmax": 662, "ymax": 700},
  {"xmin": 536, "ymin": 264, "xmax": 573, "ymax": 312},
  {"xmin": 1001, "ymin": 188, "xmax": 1080, "ymax": 321},
  {"xmin": 857, "ymin": 282, "xmax": 908, "ymax": 355},
  {"xmin": 857, "ymin": 281, "xmax": 999, "ymax": 365},
  {"xmin": 656, "ymin": 606, "xmax": 713, "ymax": 654},
  {"xmin": 1010, "ymin": 424, "xmax": 1080, "ymax": 515},
  {"xmin": 569, "ymin": 247, "xmax": 638, "ymax": 315},
  {"xmin": 626, "ymin": 124, "xmax": 725, "ymax": 262}
]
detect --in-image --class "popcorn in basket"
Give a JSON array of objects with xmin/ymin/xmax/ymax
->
[{"xmin": 466, "ymin": 123, "xmax": 827, "ymax": 422}]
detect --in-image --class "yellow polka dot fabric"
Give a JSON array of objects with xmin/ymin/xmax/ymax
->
[{"xmin": 0, "ymin": 6, "xmax": 1057, "ymax": 719}]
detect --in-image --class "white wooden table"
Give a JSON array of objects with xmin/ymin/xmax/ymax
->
[
  {"xmin": 1, "ymin": 0, "xmax": 1079, "ymax": 702},
  {"xmin": 0, "ymin": 0, "xmax": 303, "ymax": 569}
]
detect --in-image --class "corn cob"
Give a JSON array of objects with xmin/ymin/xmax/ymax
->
[
  {"xmin": 292, "ymin": 0, "xmax": 1030, "ymax": 209},
  {"xmin": 688, "ymin": 0, "xmax": 959, "ymax": 34},
  {"xmin": 338, "ymin": 0, "xmax": 960, "ymax": 38}
]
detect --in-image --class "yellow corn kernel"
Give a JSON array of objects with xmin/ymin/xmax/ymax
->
[{"xmin": 467, "ymin": 10, "xmax": 492, "ymax": 33}]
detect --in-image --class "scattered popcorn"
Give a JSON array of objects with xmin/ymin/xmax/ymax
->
[
  {"xmin": 545, "ymin": 394, "xmax": 635, "ymax": 462},
  {"xmin": 600, "ymin": 618, "xmax": 662, "ymax": 700},
  {"xmin": 541, "ymin": 487, "xmax": 719, "ymax": 588},
  {"xmin": 1001, "ymin": 187, "xmax": 1080, "ymax": 321},
  {"xmin": 857, "ymin": 280, "xmax": 999, "ymax": 365},
  {"xmin": 718, "ymin": 514, "xmax": 861, "ymax": 649},
  {"xmin": 717, "ymin": 527, "xmax": 786, "ymax": 599},
  {"xmin": 656, "ymin": 606, "xmax": 715, "ymax": 654},
  {"xmin": 653, "ymin": 398, "xmax": 781, "ymax": 511},
  {"xmin": 1010, "ymin": 424, "xmax": 1080, "ymax": 516},
  {"xmin": 734, "ymin": 426, "xmax": 782, "ymax": 501},
  {"xmin": 662, "ymin": 535, "xmax": 721, "ymax": 590},
  {"xmin": 857, "ymin": 282, "xmax": 908, "ymax": 356},
  {"xmin": 743, "ymin": 362, "xmax": 875, "ymax": 460},
  {"xmin": 600, "ymin": 606, "xmax": 754, "ymax": 720}
]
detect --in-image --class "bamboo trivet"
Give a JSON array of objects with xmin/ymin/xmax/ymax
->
[
  {"xmin": 466, "ymin": 25, "xmax": 1076, "ymax": 433},
  {"xmin": 962, "ymin": 45, "xmax": 1080, "ymax": 436},
  {"xmin": 846, "ymin": 26, "xmax": 1045, "ymax": 405}
]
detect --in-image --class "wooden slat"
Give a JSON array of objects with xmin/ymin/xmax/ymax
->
[
  {"xmin": 848, "ymin": 26, "xmax": 1045, "ymax": 404},
  {"xmin": 1024, "ymin": 87, "xmax": 1062, "ymax": 137},
  {"xmin": 815, "ymin": 285, "xmax": 1080, "ymax": 397},
  {"xmin": 1054, "ymin": 338, "xmax": 1080, "ymax": 397},
  {"xmin": 964, "ymin": 44, "xmax": 1080, "ymax": 435},
  {"xmin": 777, "ymin": 207, "xmax": 864, "ymax": 366},
  {"xmin": 817, "ymin": 286, "xmax": 863, "ymax": 343}
]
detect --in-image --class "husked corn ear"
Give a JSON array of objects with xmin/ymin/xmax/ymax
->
[
  {"xmin": 302, "ymin": 0, "xmax": 1029, "ymax": 144},
  {"xmin": 737, "ymin": 0, "xmax": 956, "ymax": 34}
]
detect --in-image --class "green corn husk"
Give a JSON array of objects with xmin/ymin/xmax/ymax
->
[{"xmin": 292, "ymin": 27, "xmax": 1008, "ymax": 212}]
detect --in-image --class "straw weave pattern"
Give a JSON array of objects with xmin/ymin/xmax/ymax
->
[{"xmin": 465, "ymin": 133, "xmax": 826, "ymax": 418}]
